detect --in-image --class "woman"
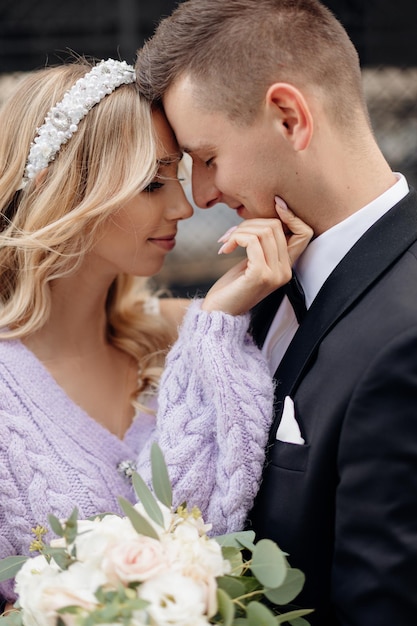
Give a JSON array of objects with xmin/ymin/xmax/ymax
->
[{"xmin": 0, "ymin": 58, "xmax": 312, "ymax": 607}]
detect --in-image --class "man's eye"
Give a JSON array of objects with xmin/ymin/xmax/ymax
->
[{"xmin": 144, "ymin": 181, "xmax": 164, "ymax": 193}]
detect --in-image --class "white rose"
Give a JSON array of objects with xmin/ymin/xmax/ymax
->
[
  {"xmin": 138, "ymin": 571, "xmax": 209, "ymax": 626},
  {"xmin": 164, "ymin": 527, "xmax": 229, "ymax": 577},
  {"xmin": 15, "ymin": 555, "xmax": 60, "ymax": 626},
  {"xmin": 39, "ymin": 561, "xmax": 104, "ymax": 622},
  {"xmin": 160, "ymin": 528, "xmax": 228, "ymax": 618},
  {"xmin": 16, "ymin": 559, "xmax": 105, "ymax": 626},
  {"xmin": 74, "ymin": 515, "xmax": 136, "ymax": 567},
  {"xmin": 102, "ymin": 536, "xmax": 169, "ymax": 585},
  {"xmin": 177, "ymin": 563, "xmax": 219, "ymax": 618}
]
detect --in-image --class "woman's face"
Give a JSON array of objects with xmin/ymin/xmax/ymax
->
[{"xmin": 91, "ymin": 109, "xmax": 193, "ymax": 279}]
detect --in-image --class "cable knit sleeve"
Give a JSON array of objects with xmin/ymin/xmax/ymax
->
[{"xmin": 136, "ymin": 299, "xmax": 274, "ymax": 535}]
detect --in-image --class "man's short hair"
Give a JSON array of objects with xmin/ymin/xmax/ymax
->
[{"xmin": 136, "ymin": 0, "xmax": 366, "ymax": 127}]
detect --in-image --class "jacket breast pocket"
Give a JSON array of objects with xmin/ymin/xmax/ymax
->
[{"xmin": 267, "ymin": 439, "xmax": 310, "ymax": 472}]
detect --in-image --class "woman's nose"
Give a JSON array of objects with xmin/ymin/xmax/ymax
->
[{"xmin": 171, "ymin": 183, "xmax": 194, "ymax": 220}]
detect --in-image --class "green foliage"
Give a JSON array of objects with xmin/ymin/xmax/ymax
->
[
  {"xmin": 0, "ymin": 557, "xmax": 28, "ymax": 584},
  {"xmin": 251, "ymin": 540, "xmax": 287, "ymax": 589},
  {"xmin": 216, "ymin": 588, "xmax": 236, "ymax": 626},
  {"xmin": 264, "ymin": 568, "xmax": 306, "ymax": 605},
  {"xmin": 0, "ymin": 610, "xmax": 22, "ymax": 626},
  {"xmin": 215, "ymin": 530, "xmax": 256, "ymax": 549},
  {"xmin": 150, "ymin": 441, "xmax": 172, "ymax": 507},
  {"xmin": 132, "ymin": 472, "xmax": 165, "ymax": 527},
  {"xmin": 118, "ymin": 497, "xmax": 160, "ymax": 541}
]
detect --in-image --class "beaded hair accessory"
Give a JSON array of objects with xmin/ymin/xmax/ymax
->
[{"xmin": 20, "ymin": 59, "xmax": 136, "ymax": 189}]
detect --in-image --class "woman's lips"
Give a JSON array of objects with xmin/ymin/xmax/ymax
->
[{"xmin": 148, "ymin": 236, "xmax": 176, "ymax": 251}]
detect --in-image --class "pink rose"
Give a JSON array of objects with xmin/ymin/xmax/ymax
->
[{"xmin": 103, "ymin": 536, "xmax": 168, "ymax": 585}]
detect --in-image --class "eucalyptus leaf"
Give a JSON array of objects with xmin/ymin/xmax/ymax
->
[
  {"xmin": 85, "ymin": 512, "xmax": 115, "ymax": 521},
  {"xmin": 215, "ymin": 530, "xmax": 255, "ymax": 549},
  {"xmin": 47, "ymin": 548, "xmax": 73, "ymax": 571},
  {"xmin": 251, "ymin": 539, "xmax": 287, "ymax": 588},
  {"xmin": 57, "ymin": 606, "xmax": 80, "ymax": 615},
  {"xmin": 216, "ymin": 575, "xmax": 246, "ymax": 599},
  {"xmin": 0, "ymin": 556, "xmax": 27, "ymax": 582},
  {"xmin": 265, "ymin": 568, "xmax": 305, "ymax": 604},
  {"xmin": 0, "ymin": 610, "xmax": 23, "ymax": 626},
  {"xmin": 275, "ymin": 608, "xmax": 313, "ymax": 624},
  {"xmin": 232, "ymin": 620, "xmax": 248, "ymax": 626},
  {"xmin": 118, "ymin": 497, "xmax": 160, "ymax": 540},
  {"xmin": 216, "ymin": 588, "xmax": 235, "ymax": 626},
  {"xmin": 221, "ymin": 547, "xmax": 243, "ymax": 574},
  {"xmin": 231, "ymin": 575, "xmax": 262, "ymax": 595},
  {"xmin": 235, "ymin": 536, "xmax": 257, "ymax": 553},
  {"xmin": 126, "ymin": 598, "xmax": 149, "ymax": 611},
  {"xmin": 48, "ymin": 514, "xmax": 64, "ymax": 537},
  {"xmin": 132, "ymin": 472, "xmax": 164, "ymax": 527},
  {"xmin": 94, "ymin": 604, "xmax": 120, "ymax": 621},
  {"xmin": 63, "ymin": 508, "xmax": 79, "ymax": 545},
  {"xmin": 246, "ymin": 601, "xmax": 277, "ymax": 626},
  {"xmin": 150, "ymin": 442, "xmax": 172, "ymax": 508},
  {"xmin": 94, "ymin": 586, "xmax": 107, "ymax": 603}
]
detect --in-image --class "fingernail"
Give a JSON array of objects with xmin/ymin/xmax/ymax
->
[
  {"xmin": 217, "ymin": 225, "xmax": 237, "ymax": 243},
  {"xmin": 275, "ymin": 196, "xmax": 288, "ymax": 210},
  {"xmin": 218, "ymin": 243, "xmax": 227, "ymax": 255}
]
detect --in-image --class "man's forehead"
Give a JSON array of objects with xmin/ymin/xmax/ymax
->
[{"xmin": 163, "ymin": 75, "xmax": 225, "ymax": 154}]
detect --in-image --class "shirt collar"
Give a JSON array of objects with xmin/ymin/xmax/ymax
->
[{"xmin": 295, "ymin": 173, "xmax": 409, "ymax": 308}]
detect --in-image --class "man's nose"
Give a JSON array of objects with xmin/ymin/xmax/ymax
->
[{"xmin": 192, "ymin": 167, "xmax": 221, "ymax": 209}]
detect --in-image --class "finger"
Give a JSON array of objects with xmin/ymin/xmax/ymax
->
[
  {"xmin": 218, "ymin": 222, "xmax": 284, "ymax": 267},
  {"xmin": 217, "ymin": 225, "xmax": 238, "ymax": 243},
  {"xmin": 275, "ymin": 199, "xmax": 313, "ymax": 263},
  {"xmin": 218, "ymin": 218, "xmax": 286, "ymax": 256},
  {"xmin": 223, "ymin": 228, "xmax": 292, "ymax": 288}
]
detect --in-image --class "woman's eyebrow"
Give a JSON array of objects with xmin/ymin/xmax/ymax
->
[{"xmin": 157, "ymin": 153, "xmax": 183, "ymax": 166}]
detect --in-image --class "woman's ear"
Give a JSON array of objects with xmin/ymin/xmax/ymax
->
[{"xmin": 265, "ymin": 83, "xmax": 313, "ymax": 151}]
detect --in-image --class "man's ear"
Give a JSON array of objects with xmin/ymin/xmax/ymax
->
[{"xmin": 265, "ymin": 83, "xmax": 313, "ymax": 151}]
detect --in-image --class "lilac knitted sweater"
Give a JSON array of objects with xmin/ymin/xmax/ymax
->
[{"xmin": 0, "ymin": 300, "xmax": 273, "ymax": 603}]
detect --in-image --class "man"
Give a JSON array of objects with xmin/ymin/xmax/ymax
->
[{"xmin": 135, "ymin": 1, "xmax": 417, "ymax": 624}]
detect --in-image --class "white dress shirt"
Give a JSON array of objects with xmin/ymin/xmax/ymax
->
[{"xmin": 262, "ymin": 173, "xmax": 410, "ymax": 374}]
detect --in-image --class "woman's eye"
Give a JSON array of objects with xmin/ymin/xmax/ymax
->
[
  {"xmin": 144, "ymin": 180, "xmax": 164, "ymax": 193},
  {"xmin": 205, "ymin": 157, "xmax": 215, "ymax": 168}
]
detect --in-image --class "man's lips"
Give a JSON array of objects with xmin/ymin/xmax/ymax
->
[{"xmin": 148, "ymin": 235, "xmax": 176, "ymax": 251}]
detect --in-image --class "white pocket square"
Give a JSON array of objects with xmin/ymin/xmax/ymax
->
[{"xmin": 276, "ymin": 396, "xmax": 305, "ymax": 444}]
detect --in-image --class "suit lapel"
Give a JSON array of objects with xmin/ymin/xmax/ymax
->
[{"xmin": 268, "ymin": 189, "xmax": 417, "ymax": 438}]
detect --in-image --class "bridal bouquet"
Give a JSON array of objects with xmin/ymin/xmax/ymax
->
[{"xmin": 0, "ymin": 444, "xmax": 312, "ymax": 626}]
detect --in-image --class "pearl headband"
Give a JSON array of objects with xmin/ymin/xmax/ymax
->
[{"xmin": 20, "ymin": 59, "xmax": 136, "ymax": 189}]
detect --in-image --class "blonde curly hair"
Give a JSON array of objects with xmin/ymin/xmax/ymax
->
[{"xmin": 0, "ymin": 59, "xmax": 174, "ymax": 404}]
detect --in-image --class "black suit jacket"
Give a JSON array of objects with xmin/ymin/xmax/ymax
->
[{"xmin": 249, "ymin": 190, "xmax": 417, "ymax": 625}]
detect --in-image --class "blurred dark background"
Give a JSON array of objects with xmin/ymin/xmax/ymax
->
[
  {"xmin": 1, "ymin": 0, "xmax": 416, "ymax": 71},
  {"xmin": 1, "ymin": 0, "xmax": 416, "ymax": 295}
]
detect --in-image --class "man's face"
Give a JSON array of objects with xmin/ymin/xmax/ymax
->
[{"xmin": 163, "ymin": 75, "xmax": 290, "ymax": 220}]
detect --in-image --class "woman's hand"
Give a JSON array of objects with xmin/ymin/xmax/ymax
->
[{"xmin": 201, "ymin": 198, "xmax": 313, "ymax": 315}]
